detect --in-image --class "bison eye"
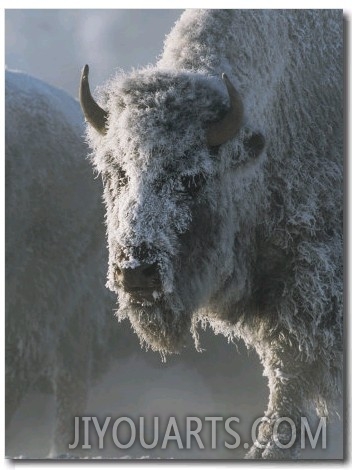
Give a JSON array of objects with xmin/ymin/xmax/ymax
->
[
  {"xmin": 105, "ymin": 152, "xmax": 128, "ymax": 187},
  {"xmin": 102, "ymin": 166, "xmax": 128, "ymax": 199},
  {"xmin": 116, "ymin": 166, "xmax": 128, "ymax": 187},
  {"xmin": 180, "ymin": 173, "xmax": 206, "ymax": 196},
  {"xmin": 243, "ymin": 132, "xmax": 265, "ymax": 158}
]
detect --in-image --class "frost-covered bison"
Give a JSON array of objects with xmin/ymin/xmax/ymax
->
[
  {"xmin": 5, "ymin": 69, "xmax": 116, "ymax": 457},
  {"xmin": 80, "ymin": 10, "xmax": 343, "ymax": 459}
]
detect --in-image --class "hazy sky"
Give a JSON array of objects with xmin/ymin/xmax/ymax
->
[{"xmin": 5, "ymin": 9, "xmax": 182, "ymax": 98}]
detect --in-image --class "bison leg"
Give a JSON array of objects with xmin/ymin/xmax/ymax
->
[
  {"xmin": 5, "ymin": 343, "xmax": 34, "ymax": 438},
  {"xmin": 48, "ymin": 316, "xmax": 92, "ymax": 458},
  {"xmin": 48, "ymin": 370, "xmax": 88, "ymax": 458},
  {"xmin": 5, "ymin": 381, "xmax": 26, "ymax": 431},
  {"xmin": 245, "ymin": 345, "xmax": 307, "ymax": 460}
]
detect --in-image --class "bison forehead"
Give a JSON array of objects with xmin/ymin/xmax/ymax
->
[
  {"xmin": 104, "ymin": 69, "xmax": 229, "ymax": 136},
  {"xmin": 88, "ymin": 68, "xmax": 264, "ymax": 197},
  {"xmin": 89, "ymin": 71, "xmax": 229, "ymax": 179}
]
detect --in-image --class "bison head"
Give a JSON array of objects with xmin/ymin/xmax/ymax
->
[{"xmin": 80, "ymin": 65, "xmax": 265, "ymax": 355}]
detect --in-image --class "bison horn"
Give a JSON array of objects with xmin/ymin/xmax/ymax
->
[
  {"xmin": 206, "ymin": 73, "xmax": 243, "ymax": 147},
  {"xmin": 79, "ymin": 64, "xmax": 108, "ymax": 135}
]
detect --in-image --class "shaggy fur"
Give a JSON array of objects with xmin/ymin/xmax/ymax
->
[
  {"xmin": 5, "ymin": 69, "xmax": 116, "ymax": 456},
  {"xmin": 86, "ymin": 10, "xmax": 342, "ymax": 459}
]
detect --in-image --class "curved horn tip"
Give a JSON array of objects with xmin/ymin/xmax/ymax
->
[
  {"xmin": 81, "ymin": 64, "xmax": 89, "ymax": 80},
  {"xmin": 221, "ymin": 73, "xmax": 237, "ymax": 93},
  {"xmin": 206, "ymin": 73, "xmax": 243, "ymax": 147},
  {"xmin": 222, "ymin": 73, "xmax": 232, "ymax": 86},
  {"xmin": 79, "ymin": 64, "xmax": 108, "ymax": 135}
]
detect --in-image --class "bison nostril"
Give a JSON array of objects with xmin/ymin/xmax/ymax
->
[
  {"xmin": 117, "ymin": 263, "xmax": 160, "ymax": 291},
  {"xmin": 142, "ymin": 263, "xmax": 158, "ymax": 278}
]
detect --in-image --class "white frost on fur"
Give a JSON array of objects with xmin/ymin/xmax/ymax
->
[
  {"xmin": 85, "ymin": 10, "xmax": 342, "ymax": 460},
  {"xmin": 274, "ymin": 369, "xmax": 297, "ymax": 384}
]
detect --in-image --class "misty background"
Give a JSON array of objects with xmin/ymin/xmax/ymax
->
[
  {"xmin": 5, "ymin": 10, "xmax": 183, "ymax": 101},
  {"xmin": 5, "ymin": 9, "xmax": 343, "ymax": 459}
]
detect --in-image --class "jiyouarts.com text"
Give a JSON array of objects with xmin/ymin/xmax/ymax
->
[{"xmin": 68, "ymin": 415, "xmax": 327, "ymax": 451}]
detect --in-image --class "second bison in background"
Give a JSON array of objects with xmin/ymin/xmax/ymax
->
[{"xmin": 6, "ymin": 69, "xmax": 118, "ymax": 457}]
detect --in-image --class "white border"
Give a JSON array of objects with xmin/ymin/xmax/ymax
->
[{"xmin": 2, "ymin": 0, "xmax": 352, "ymax": 9}]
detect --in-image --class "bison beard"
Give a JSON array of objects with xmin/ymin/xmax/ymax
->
[{"xmin": 118, "ymin": 296, "xmax": 191, "ymax": 355}]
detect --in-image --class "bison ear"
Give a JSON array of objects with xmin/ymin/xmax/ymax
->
[
  {"xmin": 206, "ymin": 73, "xmax": 243, "ymax": 147},
  {"xmin": 243, "ymin": 132, "xmax": 266, "ymax": 158},
  {"xmin": 79, "ymin": 64, "xmax": 108, "ymax": 135}
]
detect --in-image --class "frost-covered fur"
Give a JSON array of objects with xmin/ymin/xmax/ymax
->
[
  {"xmin": 86, "ymin": 10, "xmax": 343, "ymax": 459},
  {"xmin": 5, "ymin": 69, "xmax": 116, "ymax": 456}
]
